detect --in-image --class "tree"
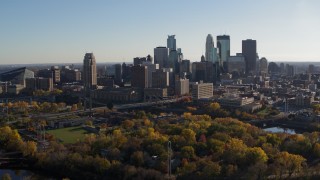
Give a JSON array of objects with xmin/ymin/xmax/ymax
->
[
  {"xmin": 130, "ymin": 151, "xmax": 144, "ymax": 166},
  {"xmin": 181, "ymin": 146, "xmax": 195, "ymax": 159},
  {"xmin": 223, "ymin": 138, "xmax": 247, "ymax": 165},
  {"xmin": 22, "ymin": 141, "xmax": 37, "ymax": 157},
  {"xmin": 313, "ymin": 143, "xmax": 320, "ymax": 158},
  {"xmin": 208, "ymin": 102, "xmax": 220, "ymax": 112},
  {"xmin": 71, "ymin": 104, "xmax": 78, "ymax": 111},
  {"xmin": 245, "ymin": 147, "xmax": 268, "ymax": 165},
  {"xmin": 181, "ymin": 129, "xmax": 196, "ymax": 144},
  {"xmin": 122, "ymin": 120, "xmax": 135, "ymax": 129},
  {"xmin": 202, "ymin": 161, "xmax": 221, "ymax": 177},
  {"xmin": 272, "ymin": 151, "xmax": 306, "ymax": 178}
]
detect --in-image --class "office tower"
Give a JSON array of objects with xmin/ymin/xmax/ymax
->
[
  {"xmin": 114, "ymin": 64, "xmax": 122, "ymax": 84},
  {"xmin": 242, "ymin": 39, "xmax": 257, "ymax": 75},
  {"xmin": 152, "ymin": 69, "xmax": 169, "ymax": 88},
  {"xmin": 154, "ymin": 47, "xmax": 169, "ymax": 69},
  {"xmin": 259, "ymin": 57, "xmax": 268, "ymax": 76},
  {"xmin": 217, "ymin": 35, "xmax": 230, "ymax": 71},
  {"xmin": 175, "ymin": 78, "xmax": 189, "ymax": 96},
  {"xmin": 169, "ymin": 49, "xmax": 180, "ymax": 74},
  {"xmin": 308, "ymin": 64, "xmax": 315, "ymax": 74},
  {"xmin": 83, "ymin": 53, "xmax": 97, "ymax": 89},
  {"xmin": 37, "ymin": 67, "xmax": 60, "ymax": 84},
  {"xmin": 143, "ymin": 62, "xmax": 159, "ymax": 88},
  {"xmin": 26, "ymin": 77, "xmax": 53, "ymax": 91},
  {"xmin": 162, "ymin": 68, "xmax": 175, "ymax": 87},
  {"xmin": 131, "ymin": 65, "xmax": 148, "ymax": 88},
  {"xmin": 286, "ymin": 64, "xmax": 295, "ymax": 77},
  {"xmin": 179, "ymin": 60, "xmax": 191, "ymax": 78},
  {"xmin": 280, "ymin": 63, "xmax": 285, "ymax": 74},
  {"xmin": 192, "ymin": 61, "xmax": 214, "ymax": 83},
  {"xmin": 177, "ymin": 48, "xmax": 183, "ymax": 62},
  {"xmin": 167, "ymin": 35, "xmax": 176, "ymax": 51},
  {"xmin": 227, "ymin": 53, "xmax": 246, "ymax": 75},
  {"xmin": 205, "ymin": 34, "xmax": 214, "ymax": 62},
  {"xmin": 133, "ymin": 57, "xmax": 147, "ymax": 66},
  {"xmin": 268, "ymin": 62, "xmax": 280, "ymax": 74},
  {"xmin": 146, "ymin": 54, "xmax": 153, "ymax": 63}
]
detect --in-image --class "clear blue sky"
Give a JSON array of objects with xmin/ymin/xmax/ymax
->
[{"xmin": 1, "ymin": 0, "xmax": 320, "ymax": 64}]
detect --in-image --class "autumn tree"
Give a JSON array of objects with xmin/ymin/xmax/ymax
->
[
  {"xmin": 22, "ymin": 141, "xmax": 37, "ymax": 157},
  {"xmin": 181, "ymin": 146, "xmax": 195, "ymax": 159},
  {"xmin": 271, "ymin": 151, "xmax": 306, "ymax": 178}
]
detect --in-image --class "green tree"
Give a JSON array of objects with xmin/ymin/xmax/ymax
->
[
  {"xmin": 181, "ymin": 146, "xmax": 195, "ymax": 159},
  {"xmin": 202, "ymin": 161, "xmax": 221, "ymax": 177},
  {"xmin": 245, "ymin": 147, "xmax": 268, "ymax": 165}
]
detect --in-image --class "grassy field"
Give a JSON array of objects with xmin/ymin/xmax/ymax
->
[{"xmin": 47, "ymin": 126, "xmax": 88, "ymax": 144}]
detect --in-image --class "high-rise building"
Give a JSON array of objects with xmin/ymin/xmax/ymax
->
[
  {"xmin": 152, "ymin": 69, "xmax": 169, "ymax": 88},
  {"xmin": 146, "ymin": 54, "xmax": 153, "ymax": 63},
  {"xmin": 83, "ymin": 53, "xmax": 97, "ymax": 89},
  {"xmin": 217, "ymin": 35, "xmax": 230, "ymax": 71},
  {"xmin": 26, "ymin": 77, "xmax": 53, "ymax": 91},
  {"xmin": 154, "ymin": 47, "xmax": 169, "ymax": 69},
  {"xmin": 206, "ymin": 34, "xmax": 214, "ymax": 63},
  {"xmin": 242, "ymin": 39, "xmax": 257, "ymax": 75},
  {"xmin": 133, "ymin": 57, "xmax": 147, "ymax": 66},
  {"xmin": 259, "ymin": 57, "xmax": 268, "ymax": 76},
  {"xmin": 227, "ymin": 53, "xmax": 246, "ymax": 75},
  {"xmin": 179, "ymin": 60, "xmax": 191, "ymax": 78},
  {"xmin": 192, "ymin": 61, "xmax": 214, "ymax": 83},
  {"xmin": 114, "ymin": 64, "xmax": 122, "ymax": 84},
  {"xmin": 131, "ymin": 65, "xmax": 148, "ymax": 88},
  {"xmin": 175, "ymin": 78, "xmax": 189, "ymax": 96},
  {"xmin": 280, "ymin": 63, "xmax": 285, "ymax": 74},
  {"xmin": 167, "ymin": 35, "xmax": 176, "ymax": 51},
  {"xmin": 142, "ymin": 62, "xmax": 159, "ymax": 88},
  {"xmin": 37, "ymin": 67, "xmax": 60, "ymax": 84}
]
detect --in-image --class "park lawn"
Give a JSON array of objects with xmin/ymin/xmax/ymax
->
[{"xmin": 47, "ymin": 126, "xmax": 89, "ymax": 144}]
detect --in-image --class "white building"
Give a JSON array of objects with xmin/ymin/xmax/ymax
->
[
  {"xmin": 191, "ymin": 82, "xmax": 213, "ymax": 100},
  {"xmin": 175, "ymin": 78, "xmax": 189, "ymax": 96}
]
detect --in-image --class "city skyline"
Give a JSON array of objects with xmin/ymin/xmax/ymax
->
[{"xmin": 1, "ymin": 0, "xmax": 320, "ymax": 64}]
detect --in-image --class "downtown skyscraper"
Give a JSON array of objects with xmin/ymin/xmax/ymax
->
[
  {"xmin": 167, "ymin": 35, "xmax": 176, "ymax": 51},
  {"xmin": 242, "ymin": 39, "xmax": 257, "ymax": 75},
  {"xmin": 83, "ymin": 53, "xmax": 97, "ymax": 89},
  {"xmin": 217, "ymin": 35, "xmax": 230, "ymax": 72}
]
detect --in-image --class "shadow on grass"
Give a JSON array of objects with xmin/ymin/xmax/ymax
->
[{"xmin": 69, "ymin": 127, "xmax": 89, "ymax": 134}]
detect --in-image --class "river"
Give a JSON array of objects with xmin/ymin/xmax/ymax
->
[{"xmin": 263, "ymin": 127, "xmax": 297, "ymax": 134}]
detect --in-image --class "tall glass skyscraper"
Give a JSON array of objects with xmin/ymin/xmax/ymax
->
[
  {"xmin": 217, "ymin": 35, "xmax": 230, "ymax": 71},
  {"xmin": 167, "ymin": 35, "xmax": 176, "ymax": 51}
]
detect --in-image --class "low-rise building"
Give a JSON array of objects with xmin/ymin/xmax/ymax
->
[
  {"xmin": 144, "ymin": 88, "xmax": 167, "ymax": 102},
  {"xmin": 92, "ymin": 88, "xmax": 142, "ymax": 103}
]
